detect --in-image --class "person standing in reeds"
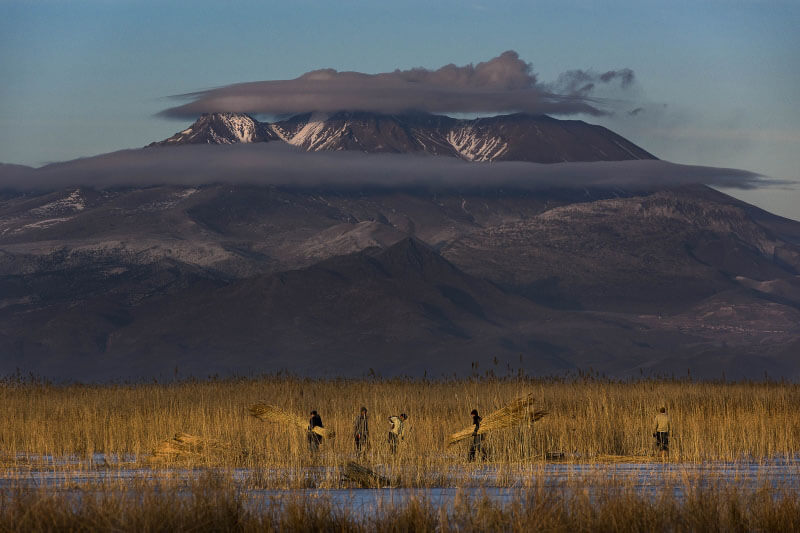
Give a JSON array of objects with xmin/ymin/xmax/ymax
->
[
  {"xmin": 653, "ymin": 407, "xmax": 671, "ymax": 456},
  {"xmin": 307, "ymin": 410, "xmax": 324, "ymax": 452},
  {"xmin": 388, "ymin": 413, "xmax": 407, "ymax": 454},
  {"xmin": 468, "ymin": 409, "xmax": 487, "ymax": 461},
  {"xmin": 353, "ymin": 406, "xmax": 370, "ymax": 454}
]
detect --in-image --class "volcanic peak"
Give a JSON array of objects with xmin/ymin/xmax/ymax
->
[{"xmin": 153, "ymin": 110, "xmax": 656, "ymax": 164}]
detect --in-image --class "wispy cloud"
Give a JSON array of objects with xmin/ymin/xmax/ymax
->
[
  {"xmin": 159, "ymin": 51, "xmax": 637, "ymax": 119},
  {"xmin": 0, "ymin": 143, "xmax": 773, "ymax": 192},
  {"xmin": 644, "ymin": 127, "xmax": 800, "ymax": 144}
]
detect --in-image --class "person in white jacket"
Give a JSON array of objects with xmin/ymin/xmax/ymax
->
[
  {"xmin": 653, "ymin": 407, "xmax": 672, "ymax": 455},
  {"xmin": 388, "ymin": 413, "xmax": 407, "ymax": 454}
]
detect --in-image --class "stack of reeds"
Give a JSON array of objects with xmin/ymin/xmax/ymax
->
[
  {"xmin": 149, "ymin": 433, "xmax": 228, "ymax": 463},
  {"xmin": 247, "ymin": 403, "xmax": 335, "ymax": 439},
  {"xmin": 595, "ymin": 454, "xmax": 658, "ymax": 463},
  {"xmin": 447, "ymin": 393, "xmax": 547, "ymax": 446},
  {"xmin": 342, "ymin": 461, "xmax": 391, "ymax": 488}
]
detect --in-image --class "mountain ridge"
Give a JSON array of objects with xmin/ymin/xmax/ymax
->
[
  {"xmin": 2, "ymin": 181, "xmax": 800, "ymax": 380},
  {"xmin": 151, "ymin": 111, "xmax": 657, "ymax": 164},
  {"xmin": 2, "ymin": 111, "xmax": 799, "ymax": 380}
]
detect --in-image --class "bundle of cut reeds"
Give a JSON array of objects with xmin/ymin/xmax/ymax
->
[
  {"xmin": 342, "ymin": 461, "xmax": 391, "ymax": 488},
  {"xmin": 247, "ymin": 403, "xmax": 335, "ymax": 439},
  {"xmin": 149, "ymin": 432, "xmax": 228, "ymax": 463},
  {"xmin": 447, "ymin": 393, "xmax": 547, "ymax": 446},
  {"xmin": 595, "ymin": 454, "xmax": 658, "ymax": 463}
]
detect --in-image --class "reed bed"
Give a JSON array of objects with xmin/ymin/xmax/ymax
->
[
  {"xmin": 1, "ymin": 376, "xmax": 799, "ymax": 477},
  {"xmin": 247, "ymin": 403, "xmax": 335, "ymax": 439},
  {"xmin": 447, "ymin": 393, "xmax": 547, "ymax": 446},
  {"xmin": 342, "ymin": 461, "xmax": 392, "ymax": 488},
  {"xmin": 0, "ymin": 473, "xmax": 799, "ymax": 532},
  {"xmin": 149, "ymin": 433, "xmax": 230, "ymax": 464}
]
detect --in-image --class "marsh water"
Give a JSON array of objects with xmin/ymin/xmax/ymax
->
[{"xmin": 2, "ymin": 454, "xmax": 798, "ymax": 511}]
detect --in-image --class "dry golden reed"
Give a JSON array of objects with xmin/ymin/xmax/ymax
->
[
  {"xmin": 447, "ymin": 393, "xmax": 548, "ymax": 446},
  {"xmin": 2, "ymin": 474, "xmax": 800, "ymax": 532},
  {"xmin": 342, "ymin": 461, "xmax": 392, "ymax": 488},
  {"xmin": 247, "ymin": 403, "xmax": 335, "ymax": 439},
  {"xmin": 149, "ymin": 432, "xmax": 229, "ymax": 464},
  {"xmin": 1, "ymin": 376, "xmax": 799, "ymax": 474}
]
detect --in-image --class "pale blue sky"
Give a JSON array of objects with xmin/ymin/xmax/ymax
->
[{"xmin": 1, "ymin": 0, "xmax": 798, "ymax": 219}]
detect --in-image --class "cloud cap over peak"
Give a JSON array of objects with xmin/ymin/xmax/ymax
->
[{"xmin": 160, "ymin": 51, "xmax": 635, "ymax": 119}]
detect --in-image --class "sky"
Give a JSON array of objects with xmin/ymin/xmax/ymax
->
[{"xmin": 1, "ymin": 0, "xmax": 799, "ymax": 219}]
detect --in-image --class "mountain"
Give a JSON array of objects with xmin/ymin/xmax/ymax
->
[
  {"xmin": 61, "ymin": 237, "xmax": 738, "ymax": 379},
  {"xmin": 1, "ymin": 178, "xmax": 799, "ymax": 380},
  {"xmin": 152, "ymin": 111, "xmax": 656, "ymax": 163},
  {"xmin": 154, "ymin": 112, "xmax": 278, "ymax": 145},
  {"xmin": 442, "ymin": 186, "xmax": 800, "ymax": 313},
  {"xmin": 2, "ymin": 112, "xmax": 798, "ymax": 380}
]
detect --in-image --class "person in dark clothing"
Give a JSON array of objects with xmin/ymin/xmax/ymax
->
[
  {"xmin": 353, "ymin": 406, "xmax": 369, "ymax": 454},
  {"xmin": 307, "ymin": 410, "xmax": 323, "ymax": 452},
  {"xmin": 468, "ymin": 409, "xmax": 487, "ymax": 461}
]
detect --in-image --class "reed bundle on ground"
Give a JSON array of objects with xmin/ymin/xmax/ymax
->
[
  {"xmin": 149, "ymin": 433, "xmax": 228, "ymax": 463},
  {"xmin": 594, "ymin": 454, "xmax": 658, "ymax": 463},
  {"xmin": 342, "ymin": 461, "xmax": 391, "ymax": 488},
  {"xmin": 448, "ymin": 393, "xmax": 548, "ymax": 446},
  {"xmin": 247, "ymin": 403, "xmax": 335, "ymax": 439}
]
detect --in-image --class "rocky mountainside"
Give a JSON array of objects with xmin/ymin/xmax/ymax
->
[
  {"xmin": 152, "ymin": 111, "xmax": 656, "ymax": 163},
  {"xmin": 442, "ymin": 186, "xmax": 800, "ymax": 313},
  {"xmin": 2, "ymin": 113, "xmax": 797, "ymax": 380},
  {"xmin": 1, "ymin": 180, "xmax": 799, "ymax": 381},
  {"xmin": 154, "ymin": 112, "xmax": 278, "ymax": 145}
]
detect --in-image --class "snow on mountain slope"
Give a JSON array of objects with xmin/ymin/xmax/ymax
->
[
  {"xmin": 153, "ymin": 111, "xmax": 657, "ymax": 163},
  {"xmin": 447, "ymin": 126, "xmax": 509, "ymax": 161},
  {"xmin": 282, "ymin": 112, "xmax": 341, "ymax": 150},
  {"xmin": 30, "ymin": 189, "xmax": 86, "ymax": 215},
  {"xmin": 152, "ymin": 113, "xmax": 276, "ymax": 146}
]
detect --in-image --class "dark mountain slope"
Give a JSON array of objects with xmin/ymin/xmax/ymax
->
[
  {"xmin": 443, "ymin": 113, "xmax": 655, "ymax": 162},
  {"xmin": 101, "ymin": 238, "xmax": 543, "ymax": 376},
  {"xmin": 441, "ymin": 186, "xmax": 800, "ymax": 313},
  {"xmin": 1, "ymin": 181, "xmax": 799, "ymax": 379},
  {"xmin": 152, "ymin": 111, "xmax": 656, "ymax": 163},
  {"xmin": 10, "ymin": 237, "xmax": 774, "ymax": 380}
]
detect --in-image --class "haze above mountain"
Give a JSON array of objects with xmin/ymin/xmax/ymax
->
[{"xmin": 0, "ymin": 111, "xmax": 796, "ymax": 381}]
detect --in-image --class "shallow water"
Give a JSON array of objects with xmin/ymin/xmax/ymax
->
[
  {"xmin": 2, "ymin": 455, "xmax": 798, "ymax": 504},
  {"xmin": 254, "ymin": 459, "xmax": 800, "ymax": 511}
]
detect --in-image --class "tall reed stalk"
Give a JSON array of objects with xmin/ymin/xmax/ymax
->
[{"xmin": 1, "ymin": 376, "xmax": 798, "ymax": 477}]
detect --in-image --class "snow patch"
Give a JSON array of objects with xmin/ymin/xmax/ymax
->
[
  {"xmin": 285, "ymin": 112, "xmax": 332, "ymax": 150},
  {"xmin": 30, "ymin": 189, "xmax": 85, "ymax": 216},
  {"xmin": 611, "ymin": 139, "xmax": 639, "ymax": 159},
  {"xmin": 176, "ymin": 188, "xmax": 198, "ymax": 199},
  {"xmin": 269, "ymin": 124, "xmax": 292, "ymax": 142},
  {"xmin": 447, "ymin": 127, "xmax": 508, "ymax": 161},
  {"xmin": 223, "ymin": 114, "xmax": 256, "ymax": 143},
  {"xmin": 17, "ymin": 217, "xmax": 72, "ymax": 232}
]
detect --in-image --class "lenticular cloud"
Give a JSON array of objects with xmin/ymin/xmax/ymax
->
[{"xmin": 159, "ymin": 51, "xmax": 637, "ymax": 118}]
